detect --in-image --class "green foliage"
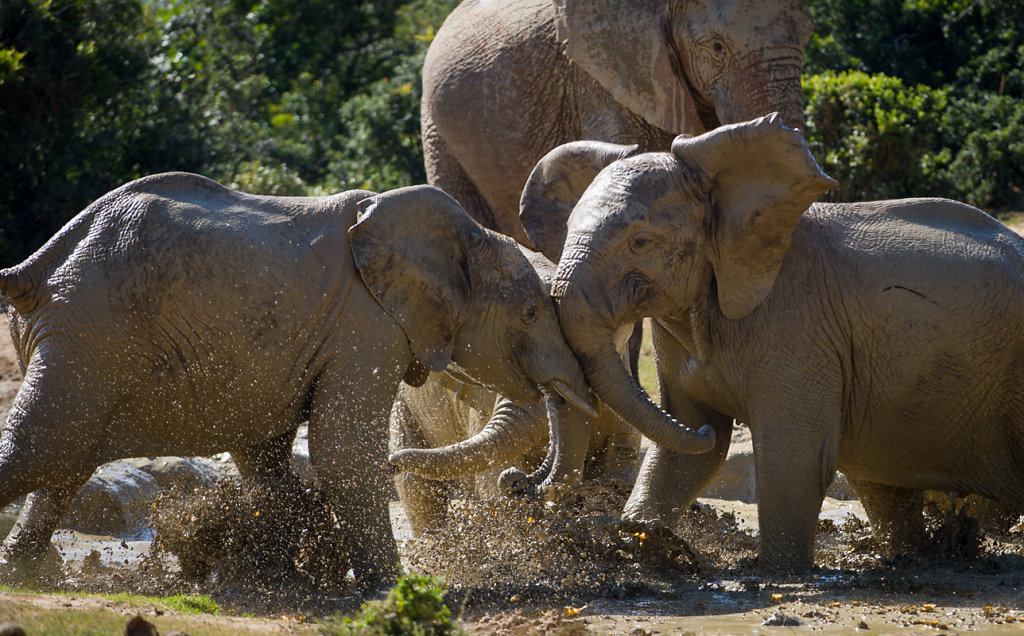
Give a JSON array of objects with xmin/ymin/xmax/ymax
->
[
  {"xmin": 321, "ymin": 574, "xmax": 460, "ymax": 636},
  {"xmin": 802, "ymin": 0, "xmax": 1024, "ymax": 211},
  {"xmin": 803, "ymin": 71, "xmax": 952, "ymax": 201},
  {"xmin": 0, "ymin": 0, "xmax": 458, "ymax": 264}
]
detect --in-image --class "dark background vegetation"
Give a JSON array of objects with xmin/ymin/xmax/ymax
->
[{"xmin": 1, "ymin": 0, "xmax": 1021, "ymax": 263}]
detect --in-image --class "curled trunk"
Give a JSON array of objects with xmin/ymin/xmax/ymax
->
[
  {"xmin": 557, "ymin": 285, "xmax": 715, "ymax": 454},
  {"xmin": 499, "ymin": 389, "xmax": 592, "ymax": 498},
  {"xmin": 388, "ymin": 398, "xmax": 547, "ymax": 480}
]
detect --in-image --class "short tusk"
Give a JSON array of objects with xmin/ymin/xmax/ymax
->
[{"xmin": 550, "ymin": 379, "xmax": 598, "ymax": 418}]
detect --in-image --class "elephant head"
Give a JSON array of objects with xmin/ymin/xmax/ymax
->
[
  {"xmin": 521, "ymin": 114, "xmax": 835, "ymax": 453},
  {"xmin": 348, "ymin": 185, "xmax": 595, "ymax": 416},
  {"xmin": 555, "ymin": 0, "xmax": 813, "ymax": 133}
]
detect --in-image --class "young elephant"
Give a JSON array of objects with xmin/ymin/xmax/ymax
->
[
  {"xmin": 0, "ymin": 173, "xmax": 598, "ymax": 592},
  {"xmin": 522, "ymin": 114, "xmax": 1024, "ymax": 570},
  {"xmin": 388, "ymin": 248, "xmax": 641, "ymax": 535}
]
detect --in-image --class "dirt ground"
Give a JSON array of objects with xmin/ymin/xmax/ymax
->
[{"xmin": 1, "ymin": 294, "xmax": 1024, "ymax": 634}]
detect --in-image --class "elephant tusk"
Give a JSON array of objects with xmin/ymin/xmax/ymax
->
[{"xmin": 549, "ymin": 379, "xmax": 598, "ymax": 418}]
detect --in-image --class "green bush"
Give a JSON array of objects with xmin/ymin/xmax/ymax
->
[
  {"xmin": 803, "ymin": 70, "xmax": 1024, "ymax": 211},
  {"xmin": 321, "ymin": 574, "xmax": 460, "ymax": 636},
  {"xmin": 942, "ymin": 93, "xmax": 1024, "ymax": 212},
  {"xmin": 803, "ymin": 70, "xmax": 953, "ymax": 202}
]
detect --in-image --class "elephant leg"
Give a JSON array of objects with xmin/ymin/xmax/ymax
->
[
  {"xmin": 422, "ymin": 117, "xmax": 524, "ymax": 242},
  {"xmin": 307, "ymin": 354, "xmax": 406, "ymax": 593},
  {"xmin": 388, "ymin": 397, "xmax": 452, "ymax": 536},
  {"xmin": 848, "ymin": 477, "xmax": 925, "ymax": 556},
  {"xmin": 586, "ymin": 407, "xmax": 641, "ymax": 490},
  {"xmin": 395, "ymin": 472, "xmax": 451, "ymax": 537},
  {"xmin": 751, "ymin": 409, "xmax": 841, "ymax": 572},
  {"xmin": 0, "ymin": 371, "xmax": 104, "ymax": 559},
  {"xmin": 3, "ymin": 480, "xmax": 88, "ymax": 560},
  {"xmin": 622, "ymin": 400, "xmax": 733, "ymax": 524},
  {"xmin": 232, "ymin": 425, "xmax": 299, "ymax": 487}
]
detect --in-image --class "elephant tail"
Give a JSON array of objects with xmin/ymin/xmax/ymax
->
[{"xmin": 388, "ymin": 398, "xmax": 548, "ymax": 480}]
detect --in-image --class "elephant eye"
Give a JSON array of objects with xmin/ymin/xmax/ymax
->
[
  {"xmin": 629, "ymin": 232, "xmax": 655, "ymax": 254},
  {"xmin": 520, "ymin": 300, "xmax": 538, "ymax": 325}
]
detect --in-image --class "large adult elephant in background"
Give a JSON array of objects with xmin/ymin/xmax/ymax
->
[
  {"xmin": 521, "ymin": 114, "xmax": 1024, "ymax": 571},
  {"xmin": 422, "ymin": 0, "xmax": 813, "ymax": 247},
  {"xmin": 0, "ymin": 174, "xmax": 601, "ymax": 593}
]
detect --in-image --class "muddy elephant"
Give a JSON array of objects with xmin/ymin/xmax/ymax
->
[
  {"xmin": 522, "ymin": 114, "xmax": 1024, "ymax": 570},
  {"xmin": 0, "ymin": 173, "xmax": 602, "ymax": 592},
  {"xmin": 388, "ymin": 370, "xmax": 640, "ymax": 536},
  {"xmin": 422, "ymin": 0, "xmax": 813, "ymax": 247},
  {"xmin": 388, "ymin": 249, "xmax": 641, "ymax": 535}
]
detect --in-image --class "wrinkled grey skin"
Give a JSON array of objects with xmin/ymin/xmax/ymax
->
[
  {"xmin": 422, "ymin": 0, "xmax": 812, "ymax": 248},
  {"xmin": 388, "ymin": 369, "xmax": 640, "ymax": 536},
  {"xmin": 0, "ymin": 173, "xmax": 593, "ymax": 592},
  {"xmin": 524, "ymin": 114, "xmax": 1024, "ymax": 571}
]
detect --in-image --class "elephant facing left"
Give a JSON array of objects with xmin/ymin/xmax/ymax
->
[{"xmin": 0, "ymin": 172, "xmax": 594, "ymax": 593}]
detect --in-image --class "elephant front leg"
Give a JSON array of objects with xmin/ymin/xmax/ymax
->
[
  {"xmin": 308, "ymin": 359, "xmax": 406, "ymax": 594},
  {"xmin": 623, "ymin": 408, "xmax": 734, "ymax": 524},
  {"xmin": 3, "ymin": 481, "xmax": 89, "ymax": 564},
  {"xmin": 751, "ymin": 409, "xmax": 841, "ymax": 571},
  {"xmin": 847, "ymin": 477, "xmax": 925, "ymax": 556}
]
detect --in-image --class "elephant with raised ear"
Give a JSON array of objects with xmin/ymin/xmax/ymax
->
[
  {"xmin": 522, "ymin": 113, "xmax": 1024, "ymax": 571},
  {"xmin": 422, "ymin": 0, "xmax": 813, "ymax": 246},
  {"xmin": 0, "ymin": 173, "xmax": 600, "ymax": 593}
]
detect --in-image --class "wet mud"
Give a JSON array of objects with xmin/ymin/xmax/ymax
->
[{"xmin": 1, "ymin": 315, "xmax": 1023, "ymax": 633}]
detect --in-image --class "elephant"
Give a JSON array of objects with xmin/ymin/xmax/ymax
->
[
  {"xmin": 387, "ymin": 250, "xmax": 641, "ymax": 536},
  {"xmin": 520, "ymin": 113, "xmax": 1024, "ymax": 571},
  {"xmin": 0, "ymin": 172, "xmax": 605, "ymax": 592},
  {"xmin": 387, "ymin": 369, "xmax": 641, "ymax": 536},
  {"xmin": 421, "ymin": 0, "xmax": 813, "ymax": 248}
]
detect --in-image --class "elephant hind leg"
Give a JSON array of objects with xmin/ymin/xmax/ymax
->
[
  {"xmin": 0, "ymin": 370, "xmax": 105, "ymax": 518},
  {"xmin": 849, "ymin": 477, "xmax": 925, "ymax": 557}
]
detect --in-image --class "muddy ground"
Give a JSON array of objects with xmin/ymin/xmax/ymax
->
[{"xmin": 0, "ymin": 310, "xmax": 1023, "ymax": 634}]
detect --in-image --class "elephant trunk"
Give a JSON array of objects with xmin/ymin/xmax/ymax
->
[
  {"xmin": 499, "ymin": 387, "xmax": 594, "ymax": 497},
  {"xmin": 554, "ymin": 258, "xmax": 715, "ymax": 455},
  {"xmin": 719, "ymin": 48, "xmax": 806, "ymax": 131},
  {"xmin": 389, "ymin": 398, "xmax": 547, "ymax": 480}
]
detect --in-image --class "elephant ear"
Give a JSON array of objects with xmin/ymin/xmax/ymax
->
[
  {"xmin": 521, "ymin": 140, "xmax": 639, "ymax": 262},
  {"xmin": 554, "ymin": 0, "xmax": 698, "ymax": 134},
  {"xmin": 349, "ymin": 185, "xmax": 480, "ymax": 372},
  {"xmin": 672, "ymin": 113, "xmax": 836, "ymax": 319}
]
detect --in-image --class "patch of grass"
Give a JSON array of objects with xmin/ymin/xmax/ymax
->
[
  {"xmin": 0, "ymin": 586, "xmax": 220, "ymax": 616},
  {"xmin": 161, "ymin": 593, "xmax": 220, "ymax": 615},
  {"xmin": 320, "ymin": 574, "xmax": 461, "ymax": 635}
]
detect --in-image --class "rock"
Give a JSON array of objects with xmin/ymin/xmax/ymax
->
[
  {"xmin": 123, "ymin": 456, "xmax": 226, "ymax": 493},
  {"xmin": 60, "ymin": 461, "xmax": 161, "ymax": 536},
  {"xmin": 762, "ymin": 612, "xmax": 800, "ymax": 627}
]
